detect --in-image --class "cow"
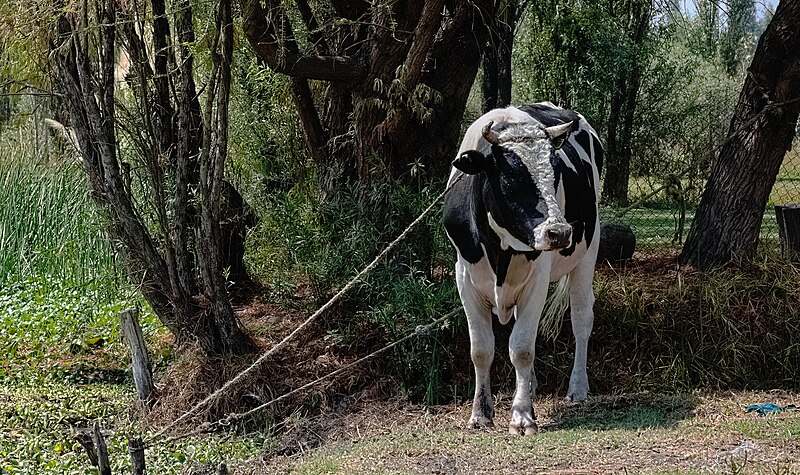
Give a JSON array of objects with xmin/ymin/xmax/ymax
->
[{"xmin": 443, "ymin": 102, "xmax": 603, "ymax": 435}]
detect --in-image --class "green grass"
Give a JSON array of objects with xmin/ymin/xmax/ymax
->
[
  {"xmin": 0, "ymin": 156, "xmax": 114, "ymax": 288},
  {"xmin": 0, "ymin": 136, "xmax": 269, "ymax": 474}
]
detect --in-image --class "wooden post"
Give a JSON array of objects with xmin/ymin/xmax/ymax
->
[
  {"xmin": 128, "ymin": 437, "xmax": 146, "ymax": 475},
  {"xmin": 120, "ymin": 307, "xmax": 155, "ymax": 414},
  {"xmin": 73, "ymin": 428, "xmax": 98, "ymax": 467},
  {"xmin": 92, "ymin": 422, "xmax": 112, "ymax": 475},
  {"xmin": 775, "ymin": 204, "xmax": 800, "ymax": 262}
]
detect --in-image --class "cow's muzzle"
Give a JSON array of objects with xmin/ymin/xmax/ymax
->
[{"xmin": 542, "ymin": 223, "xmax": 572, "ymax": 250}]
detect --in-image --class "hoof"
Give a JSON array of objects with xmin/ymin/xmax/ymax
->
[
  {"xmin": 508, "ymin": 423, "xmax": 538, "ymax": 436},
  {"xmin": 467, "ymin": 415, "xmax": 494, "ymax": 429},
  {"xmin": 564, "ymin": 392, "xmax": 588, "ymax": 405}
]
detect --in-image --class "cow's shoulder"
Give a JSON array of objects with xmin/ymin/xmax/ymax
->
[{"xmin": 443, "ymin": 175, "xmax": 485, "ymax": 264}]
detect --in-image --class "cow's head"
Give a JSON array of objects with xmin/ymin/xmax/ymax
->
[{"xmin": 453, "ymin": 119, "xmax": 577, "ymax": 252}]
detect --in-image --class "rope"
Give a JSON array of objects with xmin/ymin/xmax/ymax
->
[
  {"xmin": 149, "ymin": 306, "xmax": 462, "ymax": 448},
  {"xmin": 146, "ymin": 173, "xmax": 464, "ymax": 444}
]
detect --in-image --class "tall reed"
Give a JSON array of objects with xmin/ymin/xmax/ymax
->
[{"xmin": 0, "ymin": 137, "xmax": 114, "ymax": 288}]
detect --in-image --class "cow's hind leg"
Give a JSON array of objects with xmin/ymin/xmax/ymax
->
[
  {"xmin": 565, "ymin": 247, "xmax": 597, "ymax": 403},
  {"xmin": 457, "ymin": 261, "xmax": 495, "ymax": 429}
]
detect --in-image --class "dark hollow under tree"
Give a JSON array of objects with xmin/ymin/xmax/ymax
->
[{"xmin": 680, "ymin": 0, "xmax": 800, "ymax": 270}]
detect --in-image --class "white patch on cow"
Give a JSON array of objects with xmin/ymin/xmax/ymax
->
[{"xmin": 487, "ymin": 212, "xmax": 535, "ymax": 252}]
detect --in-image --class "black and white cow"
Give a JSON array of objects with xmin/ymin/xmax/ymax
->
[{"xmin": 443, "ymin": 102, "xmax": 603, "ymax": 435}]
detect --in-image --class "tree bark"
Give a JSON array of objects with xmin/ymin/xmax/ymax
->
[
  {"xmin": 680, "ymin": 0, "xmax": 800, "ymax": 270},
  {"xmin": 482, "ymin": 2, "xmax": 517, "ymax": 113},
  {"xmin": 53, "ymin": 0, "xmax": 253, "ymax": 356}
]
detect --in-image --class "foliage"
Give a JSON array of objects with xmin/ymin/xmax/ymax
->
[
  {"xmin": 0, "ymin": 120, "xmax": 115, "ymax": 288},
  {"xmin": 246, "ymin": 176, "xmax": 463, "ymax": 404}
]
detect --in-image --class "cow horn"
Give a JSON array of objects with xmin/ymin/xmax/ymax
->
[
  {"xmin": 544, "ymin": 121, "xmax": 576, "ymax": 141},
  {"xmin": 482, "ymin": 121, "xmax": 500, "ymax": 145}
]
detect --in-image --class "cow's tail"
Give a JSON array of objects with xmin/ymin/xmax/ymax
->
[{"xmin": 539, "ymin": 275, "xmax": 570, "ymax": 341}]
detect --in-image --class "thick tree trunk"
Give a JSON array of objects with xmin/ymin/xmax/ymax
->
[
  {"xmin": 482, "ymin": 2, "xmax": 516, "ymax": 113},
  {"xmin": 680, "ymin": 0, "xmax": 800, "ymax": 270}
]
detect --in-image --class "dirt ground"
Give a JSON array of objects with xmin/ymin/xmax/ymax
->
[{"xmin": 230, "ymin": 390, "xmax": 800, "ymax": 474}]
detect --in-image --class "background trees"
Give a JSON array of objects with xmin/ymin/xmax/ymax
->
[
  {"xmin": 680, "ymin": 0, "xmax": 800, "ymax": 270},
  {"xmin": 239, "ymin": 0, "xmax": 496, "ymax": 193},
  {"xmin": 51, "ymin": 0, "xmax": 252, "ymax": 356}
]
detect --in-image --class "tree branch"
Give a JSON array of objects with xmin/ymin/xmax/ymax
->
[{"xmin": 240, "ymin": 0, "xmax": 366, "ymax": 82}]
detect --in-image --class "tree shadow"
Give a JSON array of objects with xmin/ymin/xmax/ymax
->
[{"xmin": 541, "ymin": 392, "xmax": 699, "ymax": 431}]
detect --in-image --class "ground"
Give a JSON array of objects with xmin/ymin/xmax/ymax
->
[{"xmin": 230, "ymin": 390, "xmax": 800, "ymax": 474}]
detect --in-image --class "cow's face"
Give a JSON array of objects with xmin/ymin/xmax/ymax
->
[{"xmin": 453, "ymin": 121, "xmax": 575, "ymax": 251}]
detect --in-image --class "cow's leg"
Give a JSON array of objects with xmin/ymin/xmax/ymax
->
[
  {"xmin": 508, "ymin": 270, "xmax": 549, "ymax": 435},
  {"xmin": 565, "ymin": 245, "xmax": 597, "ymax": 403},
  {"xmin": 457, "ymin": 260, "xmax": 495, "ymax": 429}
]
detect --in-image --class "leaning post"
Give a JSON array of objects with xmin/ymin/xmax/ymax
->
[
  {"xmin": 120, "ymin": 307, "xmax": 155, "ymax": 415},
  {"xmin": 775, "ymin": 204, "xmax": 800, "ymax": 262}
]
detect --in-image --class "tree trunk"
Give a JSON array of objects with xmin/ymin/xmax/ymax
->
[
  {"xmin": 601, "ymin": 0, "xmax": 651, "ymax": 206},
  {"xmin": 52, "ymin": 0, "xmax": 253, "ymax": 356},
  {"xmin": 482, "ymin": 2, "xmax": 517, "ymax": 113},
  {"xmin": 680, "ymin": 0, "xmax": 800, "ymax": 270}
]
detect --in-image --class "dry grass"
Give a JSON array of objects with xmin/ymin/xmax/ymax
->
[
  {"xmin": 146, "ymin": 294, "xmax": 395, "ymax": 433},
  {"xmin": 231, "ymin": 390, "xmax": 800, "ymax": 474}
]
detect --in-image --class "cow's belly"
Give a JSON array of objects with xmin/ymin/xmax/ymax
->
[{"xmin": 460, "ymin": 239, "xmax": 591, "ymax": 325}]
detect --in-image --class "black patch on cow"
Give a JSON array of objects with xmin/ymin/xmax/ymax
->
[
  {"xmin": 518, "ymin": 103, "xmax": 580, "ymax": 129},
  {"xmin": 558, "ymin": 130, "xmax": 598, "ymax": 251},
  {"xmin": 592, "ymin": 134, "xmax": 604, "ymax": 175},
  {"xmin": 443, "ymin": 154, "xmax": 543, "ymax": 288}
]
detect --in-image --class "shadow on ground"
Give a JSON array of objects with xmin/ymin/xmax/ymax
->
[{"xmin": 543, "ymin": 392, "xmax": 699, "ymax": 431}]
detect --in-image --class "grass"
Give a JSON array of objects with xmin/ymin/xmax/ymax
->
[
  {"xmin": 245, "ymin": 392, "xmax": 800, "ymax": 474},
  {"xmin": 0, "ymin": 276, "xmax": 271, "ymax": 475},
  {"xmin": 0, "ymin": 153, "xmax": 114, "ymax": 288},
  {"xmin": 0, "ymin": 135, "xmax": 269, "ymax": 474}
]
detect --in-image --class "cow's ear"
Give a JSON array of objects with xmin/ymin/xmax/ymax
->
[
  {"xmin": 453, "ymin": 150, "xmax": 492, "ymax": 175},
  {"xmin": 544, "ymin": 119, "xmax": 578, "ymax": 149}
]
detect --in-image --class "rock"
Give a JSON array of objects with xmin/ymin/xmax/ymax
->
[{"xmin": 597, "ymin": 222, "xmax": 636, "ymax": 264}]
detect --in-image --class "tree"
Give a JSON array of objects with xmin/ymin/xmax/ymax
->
[
  {"xmin": 680, "ymin": 0, "xmax": 800, "ymax": 270},
  {"xmin": 51, "ymin": 0, "xmax": 253, "ymax": 356},
  {"xmin": 600, "ymin": 0, "xmax": 654, "ymax": 206},
  {"xmin": 239, "ymin": 0, "xmax": 496, "ymax": 193},
  {"xmin": 482, "ymin": 1, "xmax": 521, "ymax": 113}
]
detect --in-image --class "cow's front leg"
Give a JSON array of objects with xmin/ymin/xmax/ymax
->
[
  {"xmin": 508, "ymin": 327, "xmax": 538, "ymax": 435},
  {"xmin": 457, "ymin": 261, "xmax": 495, "ymax": 429},
  {"xmin": 508, "ymin": 275, "xmax": 549, "ymax": 435},
  {"xmin": 466, "ymin": 301, "xmax": 495, "ymax": 429}
]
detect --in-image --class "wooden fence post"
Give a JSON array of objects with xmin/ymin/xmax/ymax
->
[
  {"xmin": 128, "ymin": 436, "xmax": 146, "ymax": 475},
  {"xmin": 775, "ymin": 204, "xmax": 800, "ymax": 262},
  {"xmin": 120, "ymin": 307, "xmax": 155, "ymax": 415},
  {"xmin": 92, "ymin": 422, "xmax": 112, "ymax": 475}
]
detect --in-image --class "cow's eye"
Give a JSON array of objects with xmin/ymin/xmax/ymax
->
[{"xmin": 551, "ymin": 138, "xmax": 565, "ymax": 150}]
